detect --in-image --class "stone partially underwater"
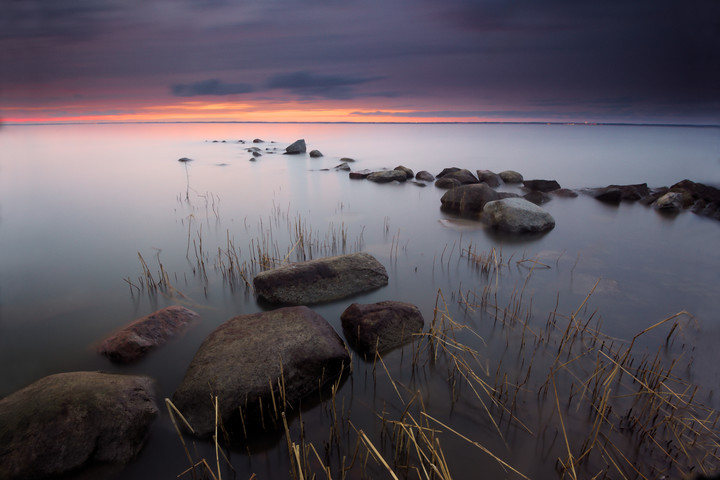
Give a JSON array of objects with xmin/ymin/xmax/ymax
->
[
  {"xmin": 253, "ymin": 252, "xmax": 388, "ymax": 305},
  {"xmin": 341, "ymin": 301, "xmax": 424, "ymax": 356},
  {"xmin": 172, "ymin": 306, "xmax": 350, "ymax": 438},
  {"xmin": 0, "ymin": 372, "xmax": 158, "ymax": 480}
]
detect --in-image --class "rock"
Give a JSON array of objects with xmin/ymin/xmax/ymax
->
[
  {"xmin": 252, "ymin": 151, "xmax": 262, "ymax": 157},
  {"xmin": 438, "ymin": 168, "xmax": 479, "ymax": 185},
  {"xmin": 335, "ymin": 162, "xmax": 351, "ymax": 171},
  {"xmin": 523, "ymin": 191, "xmax": 552, "ymax": 205},
  {"xmin": 309, "ymin": 149, "xmax": 323, "ymax": 158},
  {"xmin": 285, "ymin": 139, "xmax": 307, "ymax": 154},
  {"xmin": 440, "ymin": 183, "xmax": 499, "ymax": 214},
  {"xmin": 436, "ymin": 167, "xmax": 461, "ymax": 178},
  {"xmin": 97, "ymin": 306, "xmax": 201, "ymax": 363},
  {"xmin": 498, "ymin": 170, "xmax": 523, "ymax": 184},
  {"xmin": 349, "ymin": 169, "xmax": 373, "ymax": 179},
  {"xmin": 177, "ymin": 157, "xmax": 193, "ymax": 163},
  {"xmin": 415, "ymin": 170, "xmax": 435, "ymax": 182},
  {"xmin": 341, "ymin": 301, "xmax": 424, "ymax": 356},
  {"xmin": 593, "ymin": 187, "xmax": 623, "ymax": 203},
  {"xmin": 340, "ymin": 157, "xmax": 356, "ymax": 163},
  {"xmin": 172, "ymin": 306, "xmax": 349, "ymax": 437},
  {"xmin": 476, "ymin": 169, "xmax": 502, "ymax": 187},
  {"xmin": 523, "ymin": 179, "xmax": 561, "ymax": 192},
  {"xmin": 394, "ymin": 165, "xmax": 414, "ymax": 179},
  {"xmin": 253, "ymin": 138, "xmax": 264, "ymax": 143},
  {"xmin": 434, "ymin": 177, "xmax": 462, "ymax": 189},
  {"xmin": 670, "ymin": 180, "xmax": 720, "ymax": 211},
  {"xmin": 607, "ymin": 183, "xmax": 650, "ymax": 201},
  {"xmin": 483, "ymin": 197, "xmax": 556, "ymax": 233},
  {"xmin": 367, "ymin": 170, "xmax": 408, "ymax": 183},
  {"xmin": 552, "ymin": 188, "xmax": 579, "ymax": 198},
  {"xmin": 411, "ymin": 181, "xmax": 427, "ymax": 187},
  {"xmin": 654, "ymin": 192, "xmax": 684, "ymax": 212},
  {"xmin": 253, "ymin": 252, "xmax": 388, "ymax": 305},
  {"xmin": 0, "ymin": 372, "xmax": 157, "ymax": 480}
]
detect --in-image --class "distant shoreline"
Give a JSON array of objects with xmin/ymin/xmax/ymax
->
[{"xmin": 2, "ymin": 120, "xmax": 719, "ymax": 129}]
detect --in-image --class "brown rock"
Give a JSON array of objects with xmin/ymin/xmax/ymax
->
[{"xmin": 341, "ymin": 301, "xmax": 424, "ymax": 356}]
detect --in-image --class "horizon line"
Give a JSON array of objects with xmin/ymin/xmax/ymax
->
[{"xmin": 2, "ymin": 120, "xmax": 719, "ymax": 129}]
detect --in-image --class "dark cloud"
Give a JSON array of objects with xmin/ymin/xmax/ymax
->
[
  {"xmin": 266, "ymin": 71, "xmax": 386, "ymax": 100},
  {"xmin": 171, "ymin": 79, "xmax": 254, "ymax": 97}
]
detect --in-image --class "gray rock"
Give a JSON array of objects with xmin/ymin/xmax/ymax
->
[
  {"xmin": 252, "ymin": 151, "xmax": 262, "ymax": 157},
  {"xmin": 440, "ymin": 183, "xmax": 499, "ymax": 214},
  {"xmin": 367, "ymin": 170, "xmax": 408, "ymax": 183},
  {"xmin": 341, "ymin": 301, "xmax": 424, "ymax": 356},
  {"xmin": 415, "ymin": 170, "xmax": 435, "ymax": 182},
  {"xmin": 523, "ymin": 179, "xmax": 561, "ymax": 192},
  {"xmin": 253, "ymin": 138, "xmax": 264, "ymax": 143},
  {"xmin": 309, "ymin": 149, "xmax": 323, "ymax": 158},
  {"xmin": 285, "ymin": 139, "xmax": 307, "ymax": 154},
  {"xmin": 498, "ymin": 170, "xmax": 523, "ymax": 184},
  {"xmin": 438, "ymin": 168, "xmax": 479, "ymax": 185},
  {"xmin": 97, "ymin": 306, "xmax": 201, "ymax": 363},
  {"xmin": 434, "ymin": 177, "xmax": 462, "ymax": 189},
  {"xmin": 253, "ymin": 252, "xmax": 388, "ymax": 305},
  {"xmin": 476, "ymin": 169, "xmax": 502, "ymax": 187},
  {"xmin": 394, "ymin": 165, "xmax": 414, "ymax": 179},
  {"xmin": 172, "ymin": 306, "xmax": 349, "ymax": 437},
  {"xmin": 523, "ymin": 191, "xmax": 551, "ymax": 205},
  {"xmin": 340, "ymin": 157, "xmax": 356, "ymax": 163},
  {"xmin": 654, "ymin": 192, "xmax": 684, "ymax": 212},
  {"xmin": 607, "ymin": 183, "xmax": 650, "ymax": 201},
  {"xmin": 593, "ymin": 187, "xmax": 623, "ymax": 203},
  {"xmin": 177, "ymin": 157, "xmax": 193, "ymax": 163},
  {"xmin": 0, "ymin": 372, "xmax": 157, "ymax": 480},
  {"xmin": 552, "ymin": 188, "xmax": 579, "ymax": 198},
  {"xmin": 483, "ymin": 197, "xmax": 556, "ymax": 233},
  {"xmin": 349, "ymin": 169, "xmax": 373, "ymax": 179},
  {"xmin": 335, "ymin": 162, "xmax": 351, "ymax": 171},
  {"xmin": 436, "ymin": 167, "xmax": 461, "ymax": 178}
]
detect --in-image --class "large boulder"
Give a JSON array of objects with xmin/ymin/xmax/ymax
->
[
  {"xmin": 253, "ymin": 252, "xmax": 388, "ymax": 305},
  {"xmin": 476, "ymin": 169, "xmax": 502, "ymax": 187},
  {"xmin": 483, "ymin": 197, "xmax": 556, "ymax": 233},
  {"xmin": 285, "ymin": 139, "xmax": 307, "ymax": 154},
  {"xmin": 523, "ymin": 179, "xmax": 561, "ymax": 192},
  {"xmin": 172, "ymin": 306, "xmax": 350, "ymax": 437},
  {"xmin": 0, "ymin": 372, "xmax": 157, "ymax": 480},
  {"xmin": 499, "ymin": 170, "xmax": 523, "ymax": 184},
  {"xmin": 341, "ymin": 301, "xmax": 424, "ymax": 356},
  {"xmin": 440, "ymin": 183, "xmax": 499, "ymax": 214},
  {"xmin": 367, "ymin": 170, "xmax": 408, "ymax": 183},
  {"xmin": 97, "ymin": 306, "xmax": 201, "ymax": 363},
  {"xmin": 436, "ymin": 167, "xmax": 461, "ymax": 178}
]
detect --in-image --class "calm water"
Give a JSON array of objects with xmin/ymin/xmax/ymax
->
[{"xmin": 1, "ymin": 122, "xmax": 719, "ymax": 479}]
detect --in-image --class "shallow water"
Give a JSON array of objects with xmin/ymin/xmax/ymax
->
[{"xmin": 1, "ymin": 122, "xmax": 719, "ymax": 479}]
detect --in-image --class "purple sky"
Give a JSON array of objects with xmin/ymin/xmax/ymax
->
[{"xmin": 1, "ymin": 0, "xmax": 719, "ymax": 123}]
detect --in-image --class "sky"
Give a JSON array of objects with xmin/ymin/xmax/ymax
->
[{"xmin": 1, "ymin": 0, "xmax": 719, "ymax": 124}]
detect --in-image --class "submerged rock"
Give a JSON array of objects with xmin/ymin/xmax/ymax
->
[
  {"xmin": 349, "ymin": 169, "xmax": 373, "ymax": 179},
  {"xmin": 523, "ymin": 191, "xmax": 552, "ymax": 205},
  {"xmin": 483, "ymin": 197, "xmax": 556, "ymax": 233},
  {"xmin": 0, "ymin": 372, "xmax": 157, "ymax": 480},
  {"xmin": 367, "ymin": 170, "xmax": 408, "ymax": 183},
  {"xmin": 285, "ymin": 139, "xmax": 307, "ymax": 154},
  {"xmin": 341, "ymin": 301, "xmax": 424, "ymax": 356},
  {"xmin": 177, "ymin": 157, "xmax": 193, "ymax": 163},
  {"xmin": 593, "ymin": 187, "xmax": 623, "ymax": 204},
  {"xmin": 97, "ymin": 306, "xmax": 201, "ymax": 363},
  {"xmin": 172, "ymin": 306, "xmax": 349, "ymax": 437},
  {"xmin": 415, "ymin": 170, "xmax": 435, "ymax": 182},
  {"xmin": 335, "ymin": 162, "xmax": 351, "ymax": 171},
  {"xmin": 476, "ymin": 169, "xmax": 502, "ymax": 187},
  {"xmin": 440, "ymin": 183, "xmax": 499, "ymax": 214},
  {"xmin": 253, "ymin": 252, "xmax": 388, "ymax": 305},
  {"xmin": 309, "ymin": 149, "xmax": 323, "ymax": 158},
  {"xmin": 394, "ymin": 165, "xmax": 414, "ymax": 179},
  {"xmin": 434, "ymin": 177, "xmax": 462, "ymax": 189},
  {"xmin": 523, "ymin": 179, "xmax": 561, "ymax": 192},
  {"xmin": 499, "ymin": 170, "xmax": 523, "ymax": 184}
]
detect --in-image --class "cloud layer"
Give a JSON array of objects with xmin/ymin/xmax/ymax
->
[{"xmin": 2, "ymin": 0, "xmax": 718, "ymax": 123}]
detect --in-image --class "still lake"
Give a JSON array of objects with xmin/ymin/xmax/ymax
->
[{"xmin": 1, "ymin": 122, "xmax": 719, "ymax": 479}]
